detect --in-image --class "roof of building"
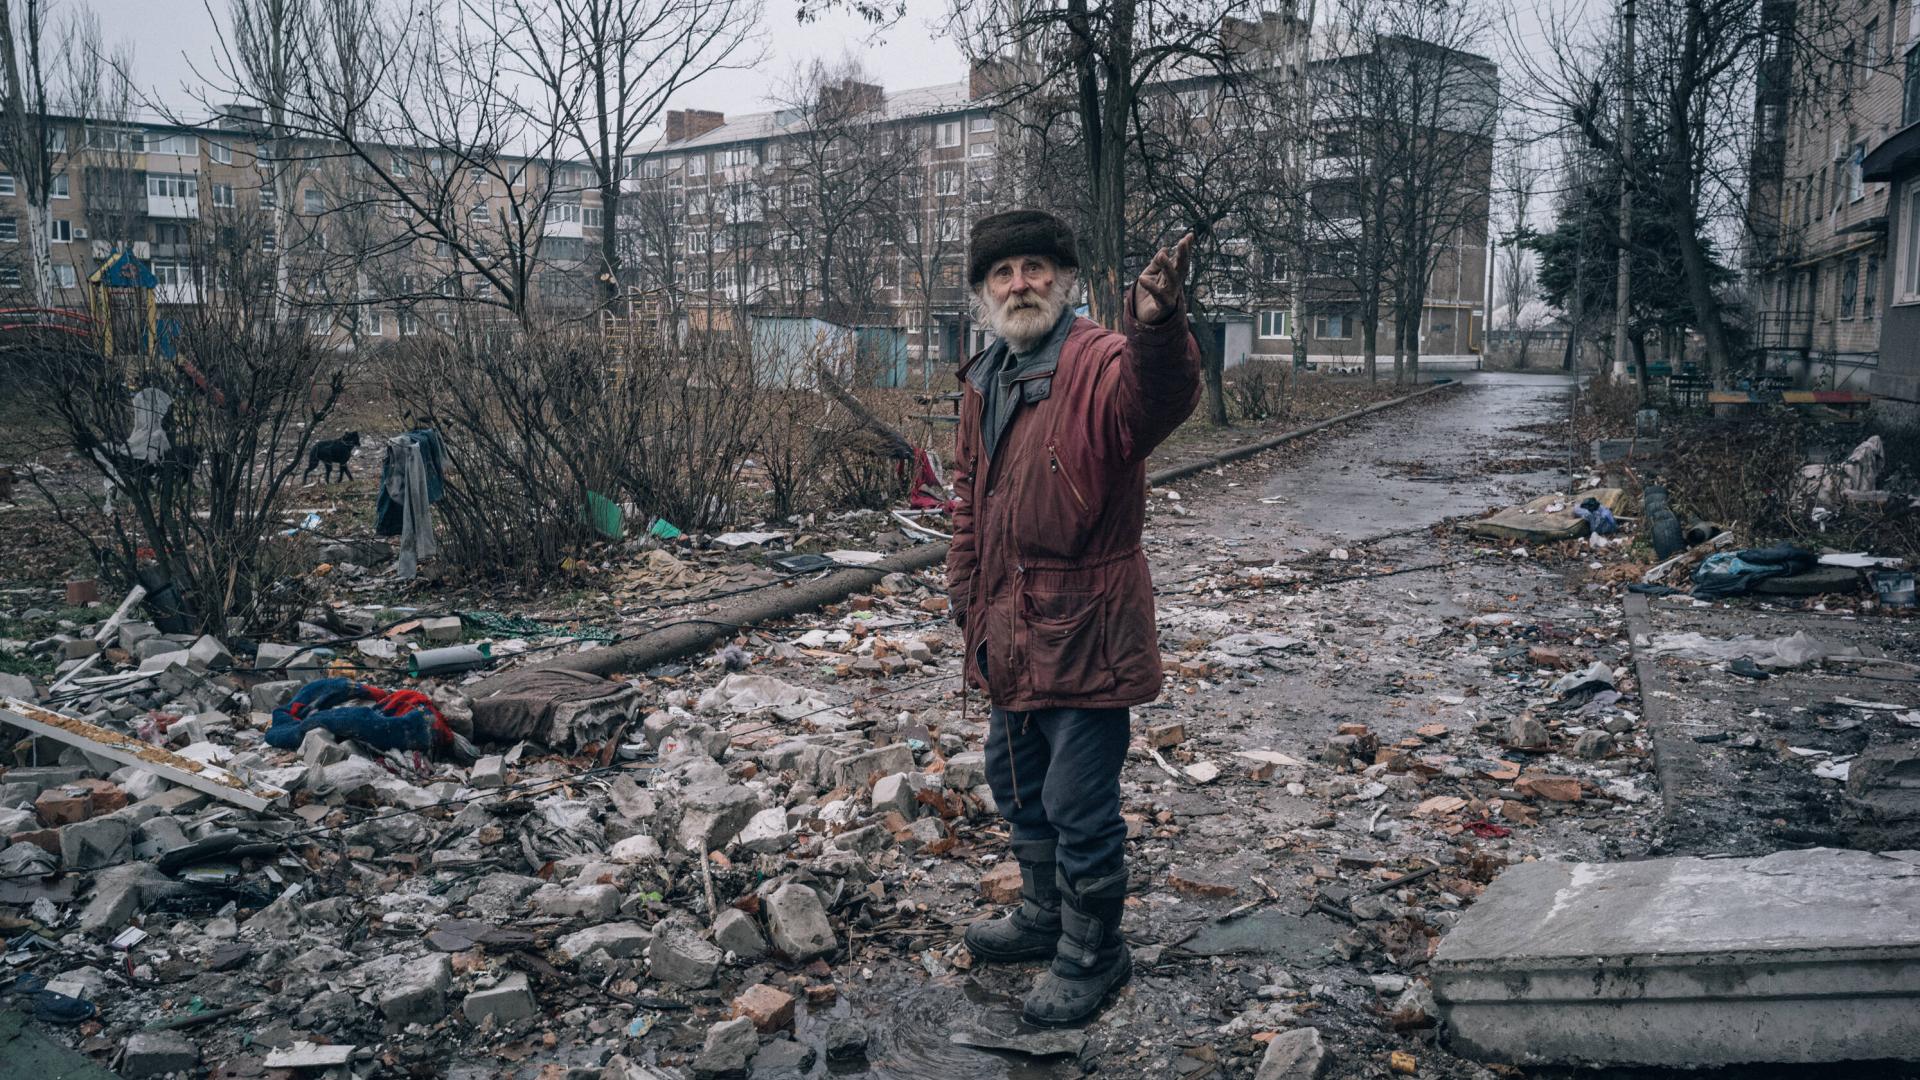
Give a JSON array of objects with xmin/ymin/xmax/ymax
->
[{"xmin": 637, "ymin": 79, "xmax": 975, "ymax": 156}]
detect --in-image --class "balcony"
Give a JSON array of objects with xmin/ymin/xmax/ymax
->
[
  {"xmin": 147, "ymin": 192, "xmax": 200, "ymax": 220},
  {"xmin": 1756, "ymin": 310, "xmax": 1812, "ymax": 351},
  {"xmin": 154, "ymin": 282, "xmax": 202, "ymax": 306}
]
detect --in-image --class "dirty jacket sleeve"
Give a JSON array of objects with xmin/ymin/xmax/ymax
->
[
  {"xmin": 946, "ymin": 388, "xmax": 981, "ymax": 629},
  {"xmin": 1097, "ymin": 284, "xmax": 1204, "ymax": 463}
]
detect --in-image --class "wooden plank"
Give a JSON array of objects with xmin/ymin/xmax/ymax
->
[
  {"xmin": 0, "ymin": 697, "xmax": 285, "ymax": 812},
  {"xmin": 1707, "ymin": 391, "xmax": 1755, "ymax": 404}
]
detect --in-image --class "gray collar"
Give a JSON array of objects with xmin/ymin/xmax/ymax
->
[{"xmin": 967, "ymin": 306, "xmax": 1075, "ymax": 393}]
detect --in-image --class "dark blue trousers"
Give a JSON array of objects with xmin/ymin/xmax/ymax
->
[{"xmin": 983, "ymin": 706, "xmax": 1130, "ymax": 886}]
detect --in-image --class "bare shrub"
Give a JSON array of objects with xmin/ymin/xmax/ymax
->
[
  {"xmin": 391, "ymin": 331, "xmax": 760, "ymax": 575},
  {"xmin": 1225, "ymin": 360, "xmax": 1289, "ymax": 423},
  {"xmin": 17, "ymin": 310, "xmax": 344, "ymax": 638}
]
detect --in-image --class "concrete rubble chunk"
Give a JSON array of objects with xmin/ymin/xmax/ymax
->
[
  {"xmin": 422, "ymin": 615, "xmax": 464, "ymax": 643},
  {"xmin": 1255, "ymin": 1027, "xmax": 1330, "ymax": 1080},
  {"xmin": 648, "ymin": 921, "xmax": 723, "ymax": 988},
  {"xmin": 378, "ymin": 953, "xmax": 453, "ymax": 1026},
  {"xmin": 676, "ymin": 783, "xmax": 762, "ymax": 853},
  {"xmin": 263, "ymin": 1042, "xmax": 357, "ymax": 1068},
  {"xmin": 765, "ymin": 882, "xmax": 836, "ymax": 961},
  {"xmin": 1431, "ymin": 847, "xmax": 1920, "ymax": 1066},
  {"xmin": 462, "ymin": 972, "xmax": 539, "ymax": 1026},
  {"xmin": 835, "ymin": 743, "xmax": 914, "ymax": 791},
  {"xmin": 693, "ymin": 1016, "xmax": 758, "ymax": 1075},
  {"xmin": 187, "ymin": 634, "xmax": 233, "ymax": 670},
  {"xmin": 470, "ymin": 754, "xmax": 506, "ymax": 789},
  {"xmin": 608, "ymin": 833, "xmax": 664, "ymax": 862},
  {"xmin": 60, "ymin": 815, "xmax": 131, "ymax": 870},
  {"xmin": 122, "ymin": 1031, "xmax": 199, "ymax": 1078},
  {"xmin": 558, "ymin": 922, "xmax": 651, "ymax": 961},
  {"xmin": 870, "ymin": 772, "xmax": 920, "ymax": 818},
  {"xmin": 531, "ymin": 883, "xmax": 622, "ymax": 921},
  {"xmin": 250, "ymin": 679, "xmax": 301, "ymax": 715},
  {"xmin": 712, "ymin": 907, "xmax": 768, "ymax": 959},
  {"xmin": 943, "ymin": 750, "xmax": 987, "ymax": 791},
  {"xmin": 735, "ymin": 807, "xmax": 790, "ymax": 853}
]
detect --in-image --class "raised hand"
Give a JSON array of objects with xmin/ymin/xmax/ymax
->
[{"xmin": 1135, "ymin": 232, "xmax": 1194, "ymax": 324}]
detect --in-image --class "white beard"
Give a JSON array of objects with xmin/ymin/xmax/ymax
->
[{"xmin": 986, "ymin": 286, "xmax": 1070, "ymax": 353}]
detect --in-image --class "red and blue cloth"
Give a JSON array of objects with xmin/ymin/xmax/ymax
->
[{"xmin": 266, "ymin": 676, "xmax": 459, "ymax": 754}]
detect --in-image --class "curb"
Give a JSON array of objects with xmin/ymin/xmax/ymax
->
[{"xmin": 473, "ymin": 379, "xmax": 1461, "ymax": 689}]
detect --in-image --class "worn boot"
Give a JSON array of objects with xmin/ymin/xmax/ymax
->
[
  {"xmin": 1022, "ymin": 866, "xmax": 1131, "ymax": 1026},
  {"xmin": 963, "ymin": 839, "xmax": 1062, "ymax": 962}
]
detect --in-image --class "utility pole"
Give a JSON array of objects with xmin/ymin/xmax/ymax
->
[{"xmin": 1612, "ymin": 0, "xmax": 1638, "ymax": 395}]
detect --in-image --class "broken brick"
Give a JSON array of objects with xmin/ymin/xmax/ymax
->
[
  {"xmin": 1146, "ymin": 721, "xmax": 1186, "ymax": 748},
  {"xmin": 1167, "ymin": 867, "xmax": 1237, "ymax": 898},
  {"xmin": 1516, "ymin": 775, "xmax": 1583, "ymax": 802},
  {"xmin": 34, "ymin": 787, "xmax": 93, "ymax": 827},
  {"xmin": 980, "ymin": 862, "xmax": 1022, "ymax": 905},
  {"xmin": 731, "ymin": 983, "xmax": 795, "ymax": 1032}
]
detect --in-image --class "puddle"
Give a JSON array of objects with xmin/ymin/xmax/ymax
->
[{"xmin": 804, "ymin": 979, "xmax": 1084, "ymax": 1079}]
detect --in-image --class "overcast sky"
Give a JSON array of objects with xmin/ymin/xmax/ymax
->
[{"xmin": 80, "ymin": 0, "xmax": 974, "ymax": 125}]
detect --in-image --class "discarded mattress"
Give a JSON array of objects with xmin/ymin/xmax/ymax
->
[
  {"xmin": 1468, "ymin": 488, "xmax": 1626, "ymax": 542},
  {"xmin": 468, "ymin": 668, "xmax": 639, "ymax": 748}
]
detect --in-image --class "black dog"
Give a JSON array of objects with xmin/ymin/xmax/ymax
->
[{"xmin": 304, "ymin": 431, "xmax": 361, "ymax": 482}]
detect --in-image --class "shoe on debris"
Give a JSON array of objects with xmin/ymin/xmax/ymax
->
[
  {"xmin": 1021, "ymin": 866, "xmax": 1131, "ymax": 1027},
  {"xmin": 963, "ymin": 839, "xmax": 1061, "ymax": 963}
]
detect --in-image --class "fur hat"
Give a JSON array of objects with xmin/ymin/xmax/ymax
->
[{"xmin": 968, "ymin": 209, "xmax": 1078, "ymax": 286}]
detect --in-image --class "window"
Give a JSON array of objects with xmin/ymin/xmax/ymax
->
[
  {"xmin": 86, "ymin": 126, "xmax": 138, "ymax": 152},
  {"xmin": 970, "ymin": 115, "xmax": 994, "ymax": 132},
  {"xmin": 764, "ymin": 142, "xmax": 782, "ymax": 165},
  {"xmin": 1263, "ymin": 253, "xmax": 1287, "ymax": 282},
  {"xmin": 0, "ymin": 174, "xmax": 13, "ymax": 195},
  {"xmin": 936, "ymin": 169, "xmax": 960, "ymax": 196},
  {"xmin": 390, "ymin": 153, "xmax": 410, "ymax": 177},
  {"xmin": 55, "ymin": 264, "xmax": 75, "ymax": 289},
  {"xmin": 1843, "ymin": 256, "xmax": 1861, "ymax": 318},
  {"xmin": 45, "ymin": 127, "xmax": 65, "ymax": 153},
  {"xmin": 212, "ymin": 183, "xmax": 235, "ymax": 208},
  {"xmin": 364, "ymin": 308, "xmax": 384, "ymax": 335},
  {"xmin": 310, "ymin": 315, "xmax": 333, "ymax": 336},
  {"xmin": 303, "ymin": 188, "xmax": 324, "ymax": 214},
  {"xmin": 1866, "ymin": 254, "xmax": 1881, "ymax": 317},
  {"xmin": 143, "ymin": 132, "xmax": 198, "ymax": 156},
  {"xmin": 259, "ymin": 184, "xmax": 276, "ymax": 209},
  {"xmin": 935, "ymin": 121, "xmax": 960, "ymax": 148},
  {"xmin": 210, "ymin": 140, "xmax": 233, "ymax": 164},
  {"xmin": 471, "ymin": 167, "xmax": 490, "ymax": 187},
  {"xmin": 690, "ymin": 191, "xmax": 709, "ymax": 215},
  {"xmin": 261, "ymin": 230, "xmax": 276, "ymax": 252},
  {"xmin": 1850, "ymin": 142, "xmax": 1866, "ymax": 202},
  {"xmin": 724, "ymin": 147, "xmax": 757, "ymax": 167},
  {"xmin": 687, "ymin": 230, "xmax": 707, "ymax": 252},
  {"xmin": 45, "ymin": 173, "xmax": 68, "ymax": 199},
  {"xmin": 0, "ymin": 217, "xmax": 14, "ymax": 241},
  {"xmin": 939, "ymin": 216, "xmax": 961, "ymax": 241},
  {"xmin": 50, "ymin": 219, "xmax": 70, "ymax": 243},
  {"xmin": 1259, "ymin": 310, "xmax": 1291, "ymax": 338},
  {"xmin": 400, "ymin": 310, "xmax": 420, "ymax": 335},
  {"xmin": 435, "ymin": 311, "xmax": 453, "ymax": 330},
  {"xmin": 0, "ymin": 266, "xmax": 19, "ymax": 287},
  {"xmin": 583, "ymin": 206, "xmax": 603, "ymax": 229},
  {"xmin": 687, "ymin": 154, "xmax": 706, "ymax": 177},
  {"xmin": 469, "ymin": 203, "xmax": 489, "ymax": 222},
  {"xmin": 969, "ymin": 142, "xmax": 993, "ymax": 158},
  {"xmin": 154, "ymin": 222, "xmax": 190, "ymax": 246},
  {"xmin": 1314, "ymin": 313, "xmax": 1350, "ymax": 339}
]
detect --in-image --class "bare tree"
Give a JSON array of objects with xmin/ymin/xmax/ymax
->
[
  {"xmin": 890, "ymin": 125, "xmax": 974, "ymax": 388},
  {"xmin": 1495, "ymin": 119, "xmax": 1540, "ymax": 336},
  {"xmin": 485, "ymin": 0, "xmax": 761, "ymax": 313},
  {"xmin": 0, "ymin": 0, "xmax": 85, "ymax": 305},
  {"xmin": 949, "ymin": 0, "xmax": 1266, "ymax": 326}
]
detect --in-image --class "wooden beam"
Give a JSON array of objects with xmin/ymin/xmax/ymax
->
[{"xmin": 0, "ymin": 698, "xmax": 285, "ymax": 812}]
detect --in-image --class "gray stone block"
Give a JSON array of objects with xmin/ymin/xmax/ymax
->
[
  {"xmin": 835, "ymin": 743, "xmax": 914, "ymax": 791},
  {"xmin": 377, "ymin": 954, "xmax": 452, "ymax": 1026},
  {"xmin": 765, "ymin": 882, "xmax": 835, "ymax": 961},
  {"xmin": 122, "ymin": 1031, "xmax": 199, "ymax": 1078},
  {"xmin": 1431, "ymin": 847, "xmax": 1920, "ymax": 1066},
  {"xmin": 1255, "ymin": 1027, "xmax": 1329, "ymax": 1079},
  {"xmin": 557, "ymin": 921, "xmax": 651, "ymax": 961},
  {"xmin": 943, "ymin": 750, "xmax": 987, "ymax": 790},
  {"xmin": 675, "ymin": 783, "xmax": 761, "ymax": 853},
  {"xmin": 461, "ymin": 972, "xmax": 538, "ymax": 1026},
  {"xmin": 648, "ymin": 921, "xmax": 722, "ymax": 988},
  {"xmin": 713, "ymin": 907, "xmax": 768, "ymax": 959},
  {"xmin": 251, "ymin": 679, "xmax": 302, "ymax": 715},
  {"xmin": 59, "ymin": 816, "xmax": 131, "ymax": 869}
]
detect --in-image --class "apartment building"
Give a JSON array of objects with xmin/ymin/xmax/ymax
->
[
  {"xmin": 0, "ymin": 111, "xmax": 604, "ymax": 344},
  {"xmin": 1748, "ymin": 0, "xmax": 1906, "ymax": 391},
  {"xmin": 620, "ymin": 26, "xmax": 1494, "ymax": 377}
]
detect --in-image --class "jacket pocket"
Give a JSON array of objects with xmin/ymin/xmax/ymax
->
[{"xmin": 1020, "ymin": 590, "xmax": 1115, "ymax": 697}]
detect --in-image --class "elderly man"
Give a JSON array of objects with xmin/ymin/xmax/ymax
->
[{"xmin": 948, "ymin": 208, "xmax": 1200, "ymax": 1025}]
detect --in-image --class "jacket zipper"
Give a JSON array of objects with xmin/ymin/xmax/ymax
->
[{"xmin": 1047, "ymin": 443, "xmax": 1089, "ymax": 511}]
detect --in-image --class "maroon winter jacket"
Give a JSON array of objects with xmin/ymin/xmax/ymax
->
[{"xmin": 948, "ymin": 286, "xmax": 1201, "ymax": 711}]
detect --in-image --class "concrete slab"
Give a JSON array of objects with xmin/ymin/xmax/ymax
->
[{"xmin": 1431, "ymin": 847, "xmax": 1920, "ymax": 1067}]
